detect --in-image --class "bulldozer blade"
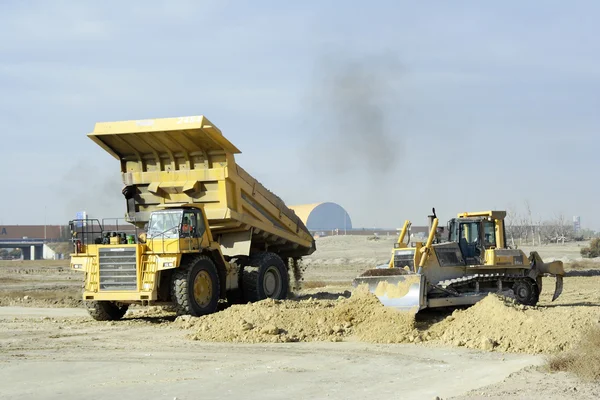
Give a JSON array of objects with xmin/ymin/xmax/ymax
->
[
  {"xmin": 352, "ymin": 271, "xmax": 424, "ymax": 313},
  {"xmin": 552, "ymin": 275, "xmax": 563, "ymax": 302}
]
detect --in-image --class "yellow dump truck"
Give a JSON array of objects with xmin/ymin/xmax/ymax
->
[{"xmin": 69, "ymin": 115, "xmax": 315, "ymax": 320}]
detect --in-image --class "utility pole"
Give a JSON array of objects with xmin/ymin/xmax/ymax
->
[{"xmin": 44, "ymin": 205, "xmax": 47, "ymax": 242}]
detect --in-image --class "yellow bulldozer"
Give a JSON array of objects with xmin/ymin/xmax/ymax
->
[
  {"xmin": 353, "ymin": 209, "xmax": 565, "ymax": 312},
  {"xmin": 69, "ymin": 115, "xmax": 315, "ymax": 321}
]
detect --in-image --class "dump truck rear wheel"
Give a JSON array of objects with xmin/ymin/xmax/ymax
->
[
  {"xmin": 171, "ymin": 255, "xmax": 220, "ymax": 316},
  {"xmin": 512, "ymin": 279, "xmax": 539, "ymax": 306},
  {"xmin": 86, "ymin": 301, "xmax": 129, "ymax": 321},
  {"xmin": 242, "ymin": 252, "xmax": 289, "ymax": 302}
]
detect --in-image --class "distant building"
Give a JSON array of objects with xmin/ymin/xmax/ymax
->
[
  {"xmin": 289, "ymin": 202, "xmax": 352, "ymax": 231},
  {"xmin": 0, "ymin": 225, "xmax": 66, "ymax": 241},
  {"xmin": 573, "ymin": 216, "xmax": 581, "ymax": 234}
]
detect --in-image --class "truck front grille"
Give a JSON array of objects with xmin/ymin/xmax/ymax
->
[{"xmin": 98, "ymin": 247, "xmax": 137, "ymax": 291}]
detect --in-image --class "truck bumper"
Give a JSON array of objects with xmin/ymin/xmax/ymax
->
[{"xmin": 83, "ymin": 291, "xmax": 157, "ymax": 301}]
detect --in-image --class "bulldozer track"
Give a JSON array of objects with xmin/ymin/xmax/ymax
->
[{"xmin": 436, "ymin": 273, "xmax": 528, "ymax": 294}]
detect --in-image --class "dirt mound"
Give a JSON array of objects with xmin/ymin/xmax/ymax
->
[
  {"xmin": 179, "ymin": 287, "xmax": 599, "ymax": 353},
  {"xmin": 427, "ymin": 294, "xmax": 596, "ymax": 354},
  {"xmin": 177, "ymin": 287, "xmax": 417, "ymax": 343}
]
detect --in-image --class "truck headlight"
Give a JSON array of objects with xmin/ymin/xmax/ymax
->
[
  {"xmin": 72, "ymin": 264, "xmax": 83, "ymax": 270},
  {"xmin": 164, "ymin": 262, "xmax": 174, "ymax": 267}
]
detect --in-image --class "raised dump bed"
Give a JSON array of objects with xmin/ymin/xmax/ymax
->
[{"xmin": 88, "ymin": 115, "xmax": 315, "ymax": 259}]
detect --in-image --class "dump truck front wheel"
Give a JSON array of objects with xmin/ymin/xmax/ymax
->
[
  {"xmin": 171, "ymin": 255, "xmax": 220, "ymax": 316},
  {"xmin": 243, "ymin": 252, "xmax": 289, "ymax": 302},
  {"xmin": 86, "ymin": 301, "xmax": 129, "ymax": 321},
  {"xmin": 512, "ymin": 279, "xmax": 539, "ymax": 306}
]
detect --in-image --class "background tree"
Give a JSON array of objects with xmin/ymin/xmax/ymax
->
[
  {"xmin": 505, "ymin": 206, "xmax": 519, "ymax": 247},
  {"xmin": 581, "ymin": 238, "xmax": 600, "ymax": 258}
]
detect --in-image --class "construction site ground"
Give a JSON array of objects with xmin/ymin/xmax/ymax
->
[{"xmin": 1, "ymin": 237, "xmax": 599, "ymax": 399}]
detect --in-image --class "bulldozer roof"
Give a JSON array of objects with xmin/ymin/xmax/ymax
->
[
  {"xmin": 457, "ymin": 211, "xmax": 507, "ymax": 220},
  {"xmin": 88, "ymin": 115, "xmax": 241, "ymax": 160}
]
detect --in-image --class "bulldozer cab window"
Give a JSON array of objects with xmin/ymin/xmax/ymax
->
[
  {"xmin": 483, "ymin": 220, "xmax": 496, "ymax": 248},
  {"xmin": 449, "ymin": 220, "xmax": 458, "ymax": 242},
  {"xmin": 459, "ymin": 222, "xmax": 481, "ymax": 262},
  {"xmin": 461, "ymin": 222, "xmax": 480, "ymax": 244}
]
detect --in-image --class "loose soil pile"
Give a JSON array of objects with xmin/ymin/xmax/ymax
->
[
  {"xmin": 428, "ymin": 295, "xmax": 598, "ymax": 353},
  {"xmin": 177, "ymin": 286, "xmax": 418, "ymax": 343},
  {"xmin": 178, "ymin": 288, "xmax": 600, "ymax": 354}
]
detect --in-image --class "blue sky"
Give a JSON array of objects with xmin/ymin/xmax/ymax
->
[{"xmin": 0, "ymin": 1, "xmax": 599, "ymax": 229}]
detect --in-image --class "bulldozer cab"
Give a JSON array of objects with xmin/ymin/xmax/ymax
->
[
  {"xmin": 448, "ymin": 211, "xmax": 507, "ymax": 265},
  {"xmin": 449, "ymin": 218, "xmax": 485, "ymax": 264}
]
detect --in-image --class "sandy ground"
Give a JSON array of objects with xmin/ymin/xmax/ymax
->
[
  {"xmin": 0, "ymin": 260, "xmax": 82, "ymax": 308},
  {"xmin": 0, "ymin": 306, "xmax": 542, "ymax": 400},
  {"xmin": 0, "ymin": 238, "xmax": 599, "ymax": 399}
]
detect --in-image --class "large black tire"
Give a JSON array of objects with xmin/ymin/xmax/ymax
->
[
  {"xmin": 86, "ymin": 301, "xmax": 129, "ymax": 321},
  {"xmin": 512, "ymin": 279, "xmax": 539, "ymax": 306},
  {"xmin": 171, "ymin": 255, "xmax": 221, "ymax": 317},
  {"xmin": 242, "ymin": 252, "xmax": 289, "ymax": 303}
]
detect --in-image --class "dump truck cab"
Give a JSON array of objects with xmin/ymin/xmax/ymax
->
[
  {"xmin": 70, "ymin": 204, "xmax": 236, "ymax": 320},
  {"xmin": 145, "ymin": 205, "xmax": 213, "ymax": 253}
]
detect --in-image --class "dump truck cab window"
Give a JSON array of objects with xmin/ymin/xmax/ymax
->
[
  {"xmin": 483, "ymin": 220, "xmax": 496, "ymax": 248},
  {"xmin": 181, "ymin": 212, "xmax": 194, "ymax": 237},
  {"xmin": 181, "ymin": 209, "xmax": 206, "ymax": 238},
  {"xmin": 195, "ymin": 211, "xmax": 206, "ymax": 238},
  {"xmin": 147, "ymin": 210, "xmax": 182, "ymax": 239}
]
